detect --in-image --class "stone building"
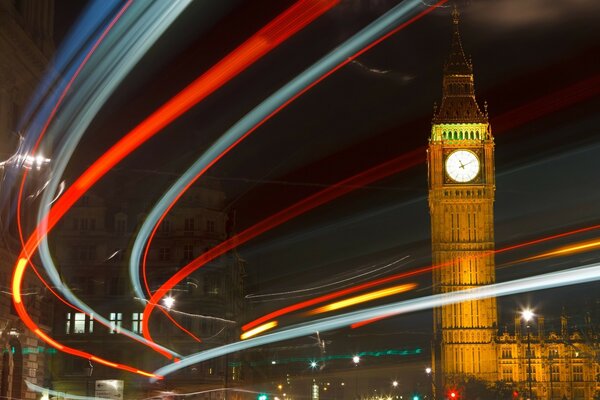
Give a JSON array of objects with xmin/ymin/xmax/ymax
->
[
  {"xmin": 49, "ymin": 181, "xmax": 246, "ymax": 399},
  {"xmin": 0, "ymin": 1, "xmax": 54, "ymax": 398},
  {"xmin": 427, "ymin": 8, "xmax": 599, "ymax": 400}
]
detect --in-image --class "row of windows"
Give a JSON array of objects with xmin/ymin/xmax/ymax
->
[
  {"xmin": 72, "ymin": 217, "xmax": 96, "ymax": 231},
  {"xmin": 160, "ymin": 218, "xmax": 216, "ymax": 233},
  {"xmin": 65, "ymin": 313, "xmax": 222, "ymax": 335},
  {"xmin": 442, "ymin": 130, "xmax": 483, "ymax": 140},
  {"xmin": 501, "ymin": 365, "xmax": 585, "ymax": 382},
  {"xmin": 500, "ymin": 348, "xmax": 586, "ymax": 359},
  {"xmin": 66, "ymin": 312, "xmax": 142, "ymax": 334},
  {"xmin": 71, "ymin": 217, "xmax": 218, "ymax": 233}
]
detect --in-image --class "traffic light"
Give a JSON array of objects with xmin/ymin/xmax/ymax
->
[
  {"xmin": 449, "ymin": 391, "xmax": 457, "ymax": 398},
  {"xmin": 257, "ymin": 394, "xmax": 268, "ymax": 400},
  {"xmin": 412, "ymin": 395, "xmax": 420, "ymax": 400},
  {"xmin": 512, "ymin": 390, "xmax": 519, "ymax": 399}
]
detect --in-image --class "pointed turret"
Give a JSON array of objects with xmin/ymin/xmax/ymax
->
[{"xmin": 433, "ymin": 6, "xmax": 487, "ymax": 124}]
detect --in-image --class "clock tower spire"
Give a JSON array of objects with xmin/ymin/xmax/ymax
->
[{"xmin": 428, "ymin": 5, "xmax": 497, "ymax": 392}]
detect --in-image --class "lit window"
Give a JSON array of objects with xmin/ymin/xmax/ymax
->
[
  {"xmin": 73, "ymin": 313, "xmax": 86, "ymax": 333},
  {"xmin": 66, "ymin": 313, "xmax": 72, "ymax": 334},
  {"xmin": 89, "ymin": 313, "xmax": 94, "ymax": 333},
  {"xmin": 110, "ymin": 312, "xmax": 122, "ymax": 334},
  {"xmin": 132, "ymin": 312, "xmax": 143, "ymax": 334}
]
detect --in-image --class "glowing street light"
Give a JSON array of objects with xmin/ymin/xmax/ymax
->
[
  {"xmin": 392, "ymin": 380, "xmax": 399, "ymax": 388},
  {"xmin": 352, "ymin": 355, "xmax": 360, "ymax": 364},
  {"xmin": 425, "ymin": 367, "xmax": 432, "ymax": 375},
  {"xmin": 310, "ymin": 361, "xmax": 318, "ymax": 369},
  {"xmin": 521, "ymin": 308, "xmax": 534, "ymax": 322},
  {"xmin": 163, "ymin": 295, "xmax": 175, "ymax": 309},
  {"xmin": 521, "ymin": 308, "xmax": 535, "ymax": 400}
]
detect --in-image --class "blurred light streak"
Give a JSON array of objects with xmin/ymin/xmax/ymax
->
[
  {"xmin": 139, "ymin": 388, "xmax": 267, "ymax": 400},
  {"xmin": 13, "ymin": 0, "xmax": 192, "ymax": 366},
  {"xmin": 245, "ymin": 223, "xmax": 600, "ymax": 331},
  {"xmin": 518, "ymin": 237, "xmax": 600, "ymax": 262},
  {"xmin": 152, "ymin": 263, "xmax": 600, "ymax": 380},
  {"xmin": 15, "ymin": 0, "xmax": 338, "ymax": 363},
  {"xmin": 129, "ymin": 1, "xmax": 345, "ymax": 293},
  {"xmin": 248, "ymin": 348, "xmax": 421, "ymax": 366},
  {"xmin": 26, "ymin": 379, "xmax": 108, "ymax": 400},
  {"xmin": 246, "ymin": 256, "xmax": 409, "ymax": 301},
  {"xmin": 491, "ymin": 74, "xmax": 600, "ymax": 134},
  {"xmin": 308, "ymin": 283, "xmax": 417, "ymax": 315},
  {"xmin": 17, "ymin": 0, "xmax": 122, "ymax": 131},
  {"xmin": 137, "ymin": 0, "xmax": 447, "ymax": 344},
  {"xmin": 240, "ymin": 321, "xmax": 279, "ymax": 340}
]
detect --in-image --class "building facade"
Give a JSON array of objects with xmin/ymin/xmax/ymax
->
[
  {"xmin": 427, "ymin": 9, "xmax": 599, "ymax": 400},
  {"xmin": 0, "ymin": 1, "xmax": 55, "ymax": 398},
  {"xmin": 49, "ymin": 181, "xmax": 246, "ymax": 399}
]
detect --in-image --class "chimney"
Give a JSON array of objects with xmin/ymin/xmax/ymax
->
[
  {"xmin": 561, "ymin": 314, "xmax": 568, "ymax": 338},
  {"xmin": 538, "ymin": 316, "xmax": 545, "ymax": 341},
  {"xmin": 515, "ymin": 314, "xmax": 521, "ymax": 338}
]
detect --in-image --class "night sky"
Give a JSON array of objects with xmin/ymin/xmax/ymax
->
[{"xmin": 50, "ymin": 0, "xmax": 600, "ymax": 359}]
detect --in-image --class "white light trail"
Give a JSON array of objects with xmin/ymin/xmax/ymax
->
[{"xmin": 152, "ymin": 263, "xmax": 600, "ymax": 379}]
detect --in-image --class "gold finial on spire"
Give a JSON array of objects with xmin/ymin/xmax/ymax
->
[{"xmin": 452, "ymin": 3, "xmax": 460, "ymax": 25}]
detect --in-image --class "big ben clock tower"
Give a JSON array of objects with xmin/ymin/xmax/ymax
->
[{"xmin": 428, "ymin": 7, "xmax": 498, "ymax": 390}]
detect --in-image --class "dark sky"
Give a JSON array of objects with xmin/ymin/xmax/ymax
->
[{"xmin": 51, "ymin": 0, "xmax": 600, "ymax": 350}]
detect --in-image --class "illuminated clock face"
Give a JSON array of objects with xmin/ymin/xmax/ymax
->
[{"xmin": 445, "ymin": 150, "xmax": 480, "ymax": 182}]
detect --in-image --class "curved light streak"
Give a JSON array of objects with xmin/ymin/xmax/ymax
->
[
  {"xmin": 126, "ymin": 0, "xmax": 343, "ymax": 302},
  {"xmin": 16, "ymin": 0, "xmax": 122, "ymax": 132},
  {"xmin": 153, "ymin": 262, "xmax": 600, "ymax": 379},
  {"xmin": 12, "ymin": 0, "xmax": 193, "ymax": 368},
  {"xmin": 136, "ymin": 0, "xmax": 448, "ymax": 344},
  {"xmin": 246, "ymin": 256, "xmax": 409, "ymax": 300},
  {"xmin": 244, "ymin": 223, "xmax": 600, "ymax": 331},
  {"xmin": 15, "ymin": 0, "xmax": 339, "ymax": 366}
]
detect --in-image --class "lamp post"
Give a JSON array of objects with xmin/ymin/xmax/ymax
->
[
  {"xmin": 425, "ymin": 367, "xmax": 436, "ymax": 400},
  {"xmin": 353, "ymin": 356, "xmax": 360, "ymax": 399},
  {"xmin": 522, "ymin": 309, "xmax": 534, "ymax": 400}
]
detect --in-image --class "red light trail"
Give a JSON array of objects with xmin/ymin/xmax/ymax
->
[
  {"xmin": 141, "ymin": 0, "xmax": 450, "ymax": 344},
  {"xmin": 12, "ymin": 0, "xmax": 339, "ymax": 371}
]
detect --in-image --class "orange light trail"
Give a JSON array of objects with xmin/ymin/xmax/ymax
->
[
  {"xmin": 242, "ymin": 223, "xmax": 600, "ymax": 331},
  {"xmin": 308, "ymin": 283, "xmax": 417, "ymax": 315},
  {"xmin": 240, "ymin": 321, "xmax": 279, "ymax": 340},
  {"xmin": 517, "ymin": 237, "xmax": 600, "ymax": 262},
  {"xmin": 12, "ymin": 257, "xmax": 161, "ymax": 379},
  {"xmin": 12, "ymin": 0, "xmax": 338, "ymax": 370}
]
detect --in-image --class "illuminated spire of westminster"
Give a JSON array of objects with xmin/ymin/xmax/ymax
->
[{"xmin": 427, "ymin": 4, "xmax": 497, "ymax": 393}]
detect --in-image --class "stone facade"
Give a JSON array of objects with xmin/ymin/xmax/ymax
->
[
  {"xmin": 0, "ymin": 1, "xmax": 54, "ymax": 398},
  {"xmin": 49, "ymin": 182, "xmax": 246, "ymax": 399}
]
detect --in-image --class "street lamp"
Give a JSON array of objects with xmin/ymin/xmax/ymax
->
[
  {"xmin": 521, "ymin": 309, "xmax": 534, "ymax": 400},
  {"xmin": 425, "ymin": 367, "xmax": 435, "ymax": 400},
  {"xmin": 353, "ymin": 355, "xmax": 360, "ymax": 399},
  {"xmin": 392, "ymin": 380, "xmax": 399, "ymax": 388}
]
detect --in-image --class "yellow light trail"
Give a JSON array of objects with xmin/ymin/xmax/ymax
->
[
  {"xmin": 240, "ymin": 321, "xmax": 278, "ymax": 340},
  {"xmin": 519, "ymin": 238, "xmax": 600, "ymax": 262},
  {"xmin": 308, "ymin": 283, "xmax": 417, "ymax": 315}
]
